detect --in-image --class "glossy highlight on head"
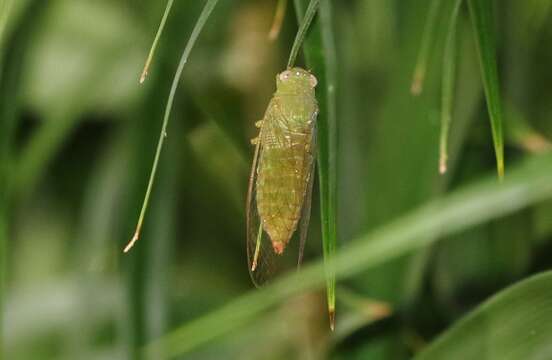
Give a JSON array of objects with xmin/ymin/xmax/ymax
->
[{"xmin": 276, "ymin": 67, "xmax": 318, "ymax": 92}]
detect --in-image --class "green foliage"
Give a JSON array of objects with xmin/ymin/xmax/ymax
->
[
  {"xmin": 415, "ymin": 271, "xmax": 552, "ymax": 359},
  {"xmin": 2, "ymin": 1, "xmax": 552, "ymax": 359},
  {"xmin": 146, "ymin": 152, "xmax": 552, "ymax": 358}
]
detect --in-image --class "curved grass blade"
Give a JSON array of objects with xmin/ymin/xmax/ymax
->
[
  {"xmin": 292, "ymin": 0, "xmax": 337, "ymax": 330},
  {"xmin": 287, "ymin": 0, "xmax": 320, "ymax": 69},
  {"xmin": 411, "ymin": 0, "xmax": 442, "ymax": 95},
  {"xmin": 439, "ymin": 0, "xmax": 463, "ymax": 174},
  {"xmin": 506, "ymin": 105, "xmax": 552, "ymax": 154},
  {"xmin": 124, "ymin": 0, "xmax": 220, "ymax": 252},
  {"xmin": 144, "ymin": 152, "xmax": 552, "ymax": 358},
  {"xmin": 139, "ymin": 0, "xmax": 174, "ymax": 84},
  {"xmin": 268, "ymin": 0, "xmax": 288, "ymax": 41},
  {"xmin": 332, "ymin": 286, "xmax": 392, "ymax": 344},
  {"xmin": 414, "ymin": 271, "xmax": 552, "ymax": 359},
  {"xmin": 467, "ymin": 0, "xmax": 505, "ymax": 179}
]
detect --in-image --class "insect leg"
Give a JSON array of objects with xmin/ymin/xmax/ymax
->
[{"xmin": 251, "ymin": 222, "xmax": 263, "ymax": 272}]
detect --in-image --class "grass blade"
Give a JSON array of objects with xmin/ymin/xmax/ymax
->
[
  {"xmin": 124, "ymin": 0, "xmax": 220, "ymax": 252},
  {"xmin": 506, "ymin": 105, "xmax": 552, "ymax": 154},
  {"xmin": 439, "ymin": 0, "xmax": 462, "ymax": 174},
  {"xmin": 467, "ymin": 0, "xmax": 505, "ymax": 179},
  {"xmin": 268, "ymin": 0, "xmax": 287, "ymax": 41},
  {"xmin": 292, "ymin": 0, "xmax": 337, "ymax": 330},
  {"xmin": 411, "ymin": 0, "xmax": 442, "ymax": 95},
  {"xmin": 318, "ymin": 0, "xmax": 337, "ymax": 332},
  {"xmin": 414, "ymin": 271, "xmax": 552, "ymax": 359},
  {"xmin": 139, "ymin": 0, "xmax": 174, "ymax": 84},
  {"xmin": 287, "ymin": 0, "xmax": 320, "ymax": 69},
  {"xmin": 144, "ymin": 152, "xmax": 552, "ymax": 359}
]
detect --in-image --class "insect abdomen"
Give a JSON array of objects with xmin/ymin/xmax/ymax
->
[{"xmin": 257, "ymin": 134, "xmax": 313, "ymax": 254}]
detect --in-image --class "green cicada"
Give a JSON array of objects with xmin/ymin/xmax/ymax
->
[{"xmin": 247, "ymin": 67, "xmax": 319, "ymax": 285}]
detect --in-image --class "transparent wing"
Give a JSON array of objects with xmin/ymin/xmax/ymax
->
[
  {"xmin": 246, "ymin": 100, "xmax": 305, "ymax": 286},
  {"xmin": 246, "ymin": 125, "xmax": 274, "ymax": 287},
  {"xmin": 297, "ymin": 122, "xmax": 317, "ymax": 269}
]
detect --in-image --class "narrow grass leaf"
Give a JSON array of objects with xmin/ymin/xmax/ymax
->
[
  {"xmin": 467, "ymin": 0, "xmax": 505, "ymax": 179},
  {"xmin": 411, "ymin": 0, "xmax": 442, "ymax": 95},
  {"xmin": 139, "ymin": 0, "xmax": 174, "ymax": 84},
  {"xmin": 287, "ymin": 0, "xmax": 320, "ymax": 69},
  {"xmin": 268, "ymin": 0, "xmax": 288, "ymax": 41},
  {"xmin": 415, "ymin": 271, "xmax": 552, "ymax": 359},
  {"xmin": 505, "ymin": 104, "xmax": 551, "ymax": 154},
  {"xmin": 144, "ymin": 152, "xmax": 552, "ymax": 358},
  {"xmin": 439, "ymin": 0, "xmax": 462, "ymax": 174},
  {"xmin": 292, "ymin": 0, "xmax": 337, "ymax": 330},
  {"xmin": 332, "ymin": 287, "xmax": 392, "ymax": 344},
  {"xmin": 124, "ymin": 0, "xmax": 219, "ymax": 252},
  {"xmin": 318, "ymin": 0, "xmax": 337, "ymax": 332}
]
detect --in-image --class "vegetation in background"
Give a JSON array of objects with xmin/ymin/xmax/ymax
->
[{"xmin": 2, "ymin": 0, "xmax": 552, "ymax": 359}]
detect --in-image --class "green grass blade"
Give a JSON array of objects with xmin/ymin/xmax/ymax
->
[
  {"xmin": 333, "ymin": 287, "xmax": 392, "ymax": 344},
  {"xmin": 144, "ymin": 152, "xmax": 552, "ymax": 358},
  {"xmin": 318, "ymin": 0, "xmax": 337, "ymax": 332},
  {"xmin": 287, "ymin": 0, "xmax": 320, "ymax": 69},
  {"xmin": 467, "ymin": 0, "xmax": 505, "ymax": 179},
  {"xmin": 139, "ymin": 0, "xmax": 174, "ymax": 84},
  {"xmin": 124, "ymin": 0, "xmax": 219, "ymax": 253},
  {"xmin": 439, "ymin": 0, "xmax": 462, "ymax": 174},
  {"xmin": 411, "ymin": 0, "xmax": 442, "ymax": 95},
  {"xmin": 414, "ymin": 271, "xmax": 552, "ymax": 359},
  {"xmin": 292, "ymin": 0, "xmax": 337, "ymax": 330},
  {"xmin": 269, "ymin": 0, "xmax": 288, "ymax": 41},
  {"xmin": 505, "ymin": 105, "xmax": 552, "ymax": 153}
]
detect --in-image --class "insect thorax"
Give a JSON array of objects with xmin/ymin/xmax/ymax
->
[{"xmin": 272, "ymin": 93, "xmax": 317, "ymax": 131}]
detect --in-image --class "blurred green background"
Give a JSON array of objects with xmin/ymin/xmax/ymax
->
[{"xmin": 2, "ymin": 0, "xmax": 552, "ymax": 359}]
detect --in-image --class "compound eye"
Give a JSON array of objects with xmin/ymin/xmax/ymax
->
[
  {"xmin": 279, "ymin": 70, "xmax": 292, "ymax": 81},
  {"xmin": 309, "ymin": 74, "xmax": 318, "ymax": 88}
]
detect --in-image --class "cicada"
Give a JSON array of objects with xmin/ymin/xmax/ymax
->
[{"xmin": 247, "ymin": 67, "xmax": 319, "ymax": 286}]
